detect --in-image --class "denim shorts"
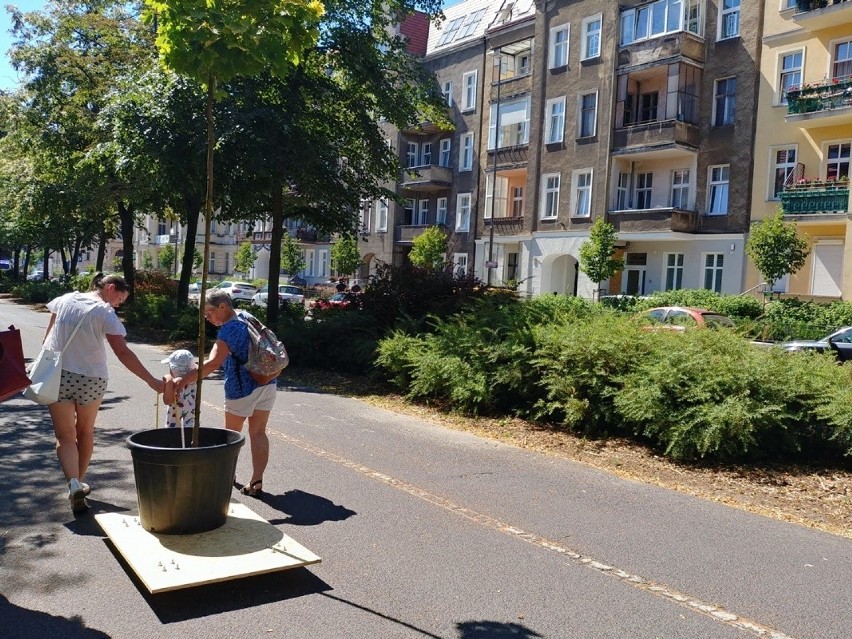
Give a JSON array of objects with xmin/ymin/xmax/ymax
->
[{"xmin": 58, "ymin": 370, "xmax": 108, "ymax": 406}]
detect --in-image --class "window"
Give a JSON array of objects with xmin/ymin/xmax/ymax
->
[
  {"xmin": 209, "ymin": 252, "xmax": 216, "ymax": 273},
  {"xmin": 835, "ymin": 40, "xmax": 852, "ymax": 79},
  {"xmin": 572, "ymin": 169, "xmax": 593, "ymax": 217},
  {"xmin": 540, "ymin": 173, "xmax": 561, "ymax": 219},
  {"xmin": 304, "ymin": 249, "xmax": 315, "ymax": 277},
  {"xmin": 485, "ymin": 174, "xmax": 508, "ymax": 218},
  {"xmin": 779, "ymin": 50, "xmax": 803, "ymax": 105},
  {"xmin": 579, "ymin": 93, "xmax": 598, "ymax": 138},
  {"xmin": 623, "ymin": 253, "xmax": 648, "ymax": 295},
  {"xmin": 376, "ymin": 199, "xmax": 388, "ymax": 231},
  {"xmin": 211, "ymin": 220, "xmax": 217, "ymax": 234},
  {"xmin": 635, "ymin": 172, "xmax": 653, "ymax": 209},
  {"xmin": 403, "ymin": 199, "xmax": 415, "ymax": 225},
  {"xmin": 439, "ymin": 139, "xmax": 451, "ymax": 167},
  {"xmin": 456, "ymin": 193, "xmax": 471, "ymax": 231},
  {"xmin": 512, "ymin": 186, "xmax": 524, "ymax": 217},
  {"xmin": 225, "ymin": 252, "xmax": 230, "ymax": 274},
  {"xmin": 782, "ymin": 0, "xmax": 797, "ymax": 9},
  {"xmin": 719, "ymin": 0, "xmax": 740, "ymax": 40},
  {"xmin": 457, "ymin": 9, "xmax": 486, "ymax": 39},
  {"xmin": 506, "ymin": 252, "xmax": 519, "ymax": 281},
  {"xmin": 462, "ymin": 71, "xmax": 477, "ymax": 111},
  {"xmin": 704, "ymin": 253, "xmax": 724, "ymax": 293},
  {"xmin": 460, "ymin": 132, "xmax": 474, "ymax": 171},
  {"xmin": 442, "ymin": 81, "xmax": 453, "ymax": 107},
  {"xmin": 318, "ymin": 250, "xmax": 328, "ymax": 278},
  {"xmin": 421, "ymin": 143, "xmax": 432, "ymax": 166},
  {"xmin": 771, "ymin": 147, "xmax": 797, "ymax": 199},
  {"xmin": 826, "ymin": 142, "xmax": 851, "ymax": 181},
  {"xmin": 437, "ymin": 197, "xmax": 448, "ymax": 225},
  {"xmin": 671, "ymin": 169, "xmax": 690, "ymax": 208},
  {"xmin": 665, "ymin": 253, "xmax": 684, "ymax": 290},
  {"xmin": 488, "ymin": 97, "xmax": 531, "ymax": 149},
  {"xmin": 436, "ymin": 17, "xmax": 463, "ymax": 47},
  {"xmin": 359, "ymin": 200, "xmax": 370, "ymax": 233},
  {"xmin": 545, "ymin": 97, "xmax": 566, "ymax": 144},
  {"xmin": 707, "ymin": 165, "xmax": 730, "ymax": 215},
  {"xmin": 549, "ymin": 26, "xmax": 569, "ymax": 69},
  {"xmin": 415, "ymin": 200, "xmax": 428, "ymax": 226},
  {"xmin": 640, "ymin": 92, "xmax": 659, "ymax": 123},
  {"xmin": 616, "ymin": 172, "xmax": 630, "ymax": 209},
  {"xmin": 713, "ymin": 77, "xmax": 736, "ymax": 127},
  {"xmin": 406, "ymin": 142, "xmax": 419, "ymax": 168},
  {"xmin": 454, "ymin": 253, "xmax": 468, "ymax": 277},
  {"xmin": 157, "ymin": 220, "xmax": 167, "ymax": 236},
  {"xmin": 581, "ymin": 15, "xmax": 602, "ymax": 60},
  {"xmin": 620, "ymin": 0, "xmax": 702, "ymax": 46}
]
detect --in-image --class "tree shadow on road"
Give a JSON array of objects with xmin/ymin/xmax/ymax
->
[
  {"xmin": 253, "ymin": 488, "xmax": 356, "ymax": 526},
  {"xmin": 0, "ymin": 593, "xmax": 110, "ymax": 639}
]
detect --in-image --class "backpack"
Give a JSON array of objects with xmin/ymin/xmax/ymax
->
[{"xmin": 234, "ymin": 312, "xmax": 289, "ymax": 385}]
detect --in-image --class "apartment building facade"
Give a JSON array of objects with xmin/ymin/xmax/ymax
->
[
  {"xmin": 748, "ymin": 0, "xmax": 852, "ymax": 299},
  {"xmin": 367, "ymin": 0, "xmax": 765, "ymax": 298}
]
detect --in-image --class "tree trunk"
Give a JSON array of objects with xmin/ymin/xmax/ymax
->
[
  {"xmin": 96, "ymin": 230, "xmax": 107, "ymax": 271},
  {"xmin": 267, "ymin": 185, "xmax": 284, "ymax": 327},
  {"xmin": 193, "ymin": 76, "xmax": 216, "ymax": 447},
  {"xmin": 176, "ymin": 193, "xmax": 202, "ymax": 308},
  {"xmin": 117, "ymin": 200, "xmax": 136, "ymax": 295}
]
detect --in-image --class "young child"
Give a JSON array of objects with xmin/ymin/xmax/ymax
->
[{"xmin": 161, "ymin": 349, "xmax": 197, "ymax": 429}]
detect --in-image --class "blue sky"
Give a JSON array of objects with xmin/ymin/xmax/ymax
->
[{"xmin": 0, "ymin": 1, "xmax": 467, "ymax": 91}]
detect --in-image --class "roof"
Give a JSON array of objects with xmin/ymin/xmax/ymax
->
[{"xmin": 425, "ymin": 0, "xmax": 534, "ymax": 56}]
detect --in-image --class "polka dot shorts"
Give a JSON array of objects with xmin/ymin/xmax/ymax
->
[{"xmin": 57, "ymin": 370, "xmax": 108, "ymax": 406}]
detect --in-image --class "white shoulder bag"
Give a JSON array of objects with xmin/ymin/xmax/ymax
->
[{"xmin": 24, "ymin": 308, "xmax": 92, "ymax": 405}]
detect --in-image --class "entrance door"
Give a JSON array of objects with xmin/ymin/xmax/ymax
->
[{"xmin": 622, "ymin": 252, "xmax": 647, "ymax": 295}]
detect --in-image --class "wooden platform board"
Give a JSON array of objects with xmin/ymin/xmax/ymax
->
[{"xmin": 95, "ymin": 501, "xmax": 321, "ymax": 593}]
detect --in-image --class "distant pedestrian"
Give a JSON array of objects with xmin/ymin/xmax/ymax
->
[
  {"xmin": 42, "ymin": 273, "xmax": 164, "ymax": 515},
  {"xmin": 161, "ymin": 349, "xmax": 197, "ymax": 429},
  {"xmin": 336, "ymin": 278, "xmax": 347, "ymax": 293}
]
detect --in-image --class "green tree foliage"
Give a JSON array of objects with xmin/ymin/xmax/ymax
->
[
  {"xmin": 235, "ymin": 241, "xmax": 256, "ymax": 275},
  {"xmin": 281, "ymin": 232, "xmax": 306, "ymax": 277},
  {"xmin": 746, "ymin": 210, "xmax": 810, "ymax": 289},
  {"xmin": 330, "ymin": 233, "xmax": 362, "ymax": 277},
  {"xmin": 158, "ymin": 244, "xmax": 176, "ymax": 271},
  {"xmin": 579, "ymin": 218, "xmax": 624, "ymax": 296},
  {"xmin": 409, "ymin": 226, "xmax": 448, "ymax": 271}
]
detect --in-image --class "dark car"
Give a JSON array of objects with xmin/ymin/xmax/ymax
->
[{"xmin": 780, "ymin": 327, "xmax": 852, "ymax": 362}]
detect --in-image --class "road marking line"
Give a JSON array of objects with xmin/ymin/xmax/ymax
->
[{"xmin": 204, "ymin": 400, "xmax": 796, "ymax": 638}]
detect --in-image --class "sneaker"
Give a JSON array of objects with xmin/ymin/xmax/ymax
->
[
  {"xmin": 81, "ymin": 482, "xmax": 91, "ymax": 496},
  {"xmin": 68, "ymin": 478, "xmax": 88, "ymax": 514}
]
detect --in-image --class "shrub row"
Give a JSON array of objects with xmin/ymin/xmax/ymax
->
[{"xmin": 376, "ymin": 297, "xmax": 852, "ymax": 463}]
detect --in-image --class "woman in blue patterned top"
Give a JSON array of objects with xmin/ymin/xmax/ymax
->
[{"xmin": 198, "ymin": 289, "xmax": 277, "ymax": 496}]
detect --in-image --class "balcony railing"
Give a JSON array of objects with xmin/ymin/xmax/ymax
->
[
  {"xmin": 400, "ymin": 164, "xmax": 452, "ymax": 192},
  {"xmin": 780, "ymin": 183, "xmax": 850, "ymax": 214},
  {"xmin": 793, "ymin": 0, "xmax": 852, "ymax": 29},
  {"xmin": 786, "ymin": 77, "xmax": 852, "ymax": 115},
  {"xmin": 612, "ymin": 119, "xmax": 700, "ymax": 153},
  {"xmin": 395, "ymin": 224, "xmax": 449, "ymax": 243}
]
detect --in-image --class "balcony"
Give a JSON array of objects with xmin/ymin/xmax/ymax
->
[
  {"xmin": 400, "ymin": 164, "xmax": 452, "ymax": 192},
  {"xmin": 612, "ymin": 119, "xmax": 699, "ymax": 157},
  {"xmin": 395, "ymin": 224, "xmax": 449, "ymax": 244},
  {"xmin": 780, "ymin": 183, "xmax": 850, "ymax": 214},
  {"xmin": 617, "ymin": 31, "xmax": 704, "ymax": 70},
  {"xmin": 484, "ymin": 216, "xmax": 524, "ymax": 236},
  {"xmin": 607, "ymin": 207, "xmax": 699, "ymax": 233},
  {"xmin": 793, "ymin": 0, "xmax": 852, "ymax": 31},
  {"xmin": 785, "ymin": 78, "xmax": 852, "ymax": 128}
]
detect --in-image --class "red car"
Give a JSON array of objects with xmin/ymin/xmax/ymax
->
[
  {"xmin": 309, "ymin": 292, "xmax": 353, "ymax": 311},
  {"xmin": 638, "ymin": 306, "xmax": 735, "ymax": 331}
]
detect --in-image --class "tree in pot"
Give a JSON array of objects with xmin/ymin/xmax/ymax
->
[{"xmin": 126, "ymin": 0, "xmax": 324, "ymax": 534}]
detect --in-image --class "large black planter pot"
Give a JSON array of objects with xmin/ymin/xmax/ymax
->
[{"xmin": 127, "ymin": 427, "xmax": 245, "ymax": 535}]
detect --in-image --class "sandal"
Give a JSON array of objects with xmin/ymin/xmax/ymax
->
[{"xmin": 240, "ymin": 479, "xmax": 263, "ymax": 497}]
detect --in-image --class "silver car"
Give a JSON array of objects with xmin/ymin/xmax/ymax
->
[{"xmin": 252, "ymin": 284, "xmax": 305, "ymax": 307}]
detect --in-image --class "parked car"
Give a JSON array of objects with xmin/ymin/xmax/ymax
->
[
  {"xmin": 214, "ymin": 280, "xmax": 257, "ymax": 305},
  {"xmin": 309, "ymin": 291, "xmax": 354, "ymax": 311},
  {"xmin": 0, "ymin": 259, "xmax": 11, "ymax": 272},
  {"xmin": 637, "ymin": 306, "xmax": 736, "ymax": 331},
  {"xmin": 285, "ymin": 275, "xmax": 307, "ymax": 287},
  {"xmin": 780, "ymin": 327, "xmax": 852, "ymax": 362},
  {"xmin": 187, "ymin": 281, "xmax": 202, "ymax": 304},
  {"xmin": 252, "ymin": 284, "xmax": 305, "ymax": 307}
]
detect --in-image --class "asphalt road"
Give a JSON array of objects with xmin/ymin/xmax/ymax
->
[{"xmin": 1, "ymin": 299, "xmax": 851, "ymax": 639}]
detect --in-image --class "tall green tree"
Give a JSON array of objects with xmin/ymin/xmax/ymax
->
[
  {"xmin": 331, "ymin": 233, "xmax": 362, "ymax": 278},
  {"xmin": 144, "ymin": 0, "xmax": 324, "ymax": 441},
  {"xmin": 280, "ymin": 232, "xmax": 306, "ymax": 279},
  {"xmin": 746, "ymin": 210, "xmax": 810, "ymax": 290},
  {"xmin": 234, "ymin": 241, "xmax": 256, "ymax": 276},
  {"xmin": 579, "ymin": 218, "xmax": 624, "ymax": 299},
  {"xmin": 409, "ymin": 226, "xmax": 448, "ymax": 271}
]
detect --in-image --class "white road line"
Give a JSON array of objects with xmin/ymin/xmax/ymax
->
[{"xmin": 205, "ymin": 399, "xmax": 796, "ymax": 639}]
